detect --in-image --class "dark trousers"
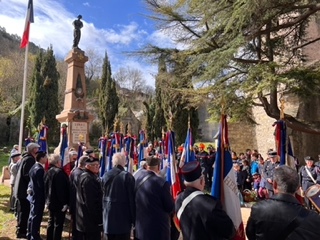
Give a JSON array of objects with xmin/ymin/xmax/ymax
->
[
  {"xmin": 106, "ymin": 233, "xmax": 130, "ymax": 240},
  {"xmin": 47, "ymin": 210, "xmax": 66, "ymax": 240},
  {"xmin": 10, "ymin": 185, "xmax": 16, "ymax": 211},
  {"xmin": 78, "ymin": 231, "xmax": 101, "ymax": 240},
  {"xmin": 16, "ymin": 197, "xmax": 30, "ymax": 235},
  {"xmin": 27, "ymin": 201, "xmax": 45, "ymax": 240},
  {"xmin": 71, "ymin": 213, "xmax": 80, "ymax": 240}
]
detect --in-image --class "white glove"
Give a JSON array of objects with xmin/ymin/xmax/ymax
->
[
  {"xmin": 27, "ymin": 187, "xmax": 33, "ymax": 195},
  {"xmin": 61, "ymin": 204, "xmax": 68, "ymax": 212}
]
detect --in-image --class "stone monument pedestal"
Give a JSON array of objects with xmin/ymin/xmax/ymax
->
[{"xmin": 56, "ymin": 48, "xmax": 94, "ymax": 150}]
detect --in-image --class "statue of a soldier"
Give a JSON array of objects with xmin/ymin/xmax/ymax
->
[{"xmin": 73, "ymin": 15, "xmax": 83, "ymax": 48}]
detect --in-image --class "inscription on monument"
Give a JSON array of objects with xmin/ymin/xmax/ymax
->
[{"xmin": 72, "ymin": 122, "xmax": 87, "ymax": 143}]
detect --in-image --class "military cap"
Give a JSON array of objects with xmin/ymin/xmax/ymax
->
[
  {"xmin": 85, "ymin": 157, "xmax": 99, "ymax": 164},
  {"xmin": 181, "ymin": 161, "xmax": 203, "ymax": 182},
  {"xmin": 11, "ymin": 152, "xmax": 21, "ymax": 158},
  {"xmin": 145, "ymin": 156, "xmax": 160, "ymax": 167},
  {"xmin": 304, "ymin": 156, "xmax": 315, "ymax": 161},
  {"xmin": 85, "ymin": 149, "xmax": 94, "ymax": 155},
  {"xmin": 268, "ymin": 151, "xmax": 278, "ymax": 157}
]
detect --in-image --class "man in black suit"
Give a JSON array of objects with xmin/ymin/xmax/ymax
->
[
  {"xmin": 69, "ymin": 155, "xmax": 88, "ymax": 240},
  {"xmin": 102, "ymin": 153, "xmax": 135, "ymax": 240},
  {"xmin": 134, "ymin": 156, "xmax": 174, "ymax": 240},
  {"xmin": 14, "ymin": 142, "xmax": 40, "ymax": 238},
  {"xmin": 76, "ymin": 157, "xmax": 103, "ymax": 240},
  {"xmin": 27, "ymin": 151, "xmax": 47, "ymax": 240},
  {"xmin": 45, "ymin": 154, "xmax": 70, "ymax": 240}
]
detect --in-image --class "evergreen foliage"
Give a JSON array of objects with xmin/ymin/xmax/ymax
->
[
  {"xmin": 98, "ymin": 51, "xmax": 119, "ymax": 134},
  {"xmin": 28, "ymin": 46, "xmax": 60, "ymax": 143},
  {"xmin": 142, "ymin": 0, "xmax": 320, "ymax": 133}
]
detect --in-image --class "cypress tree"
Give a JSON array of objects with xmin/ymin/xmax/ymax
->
[
  {"xmin": 28, "ymin": 46, "xmax": 60, "ymax": 143},
  {"xmin": 98, "ymin": 51, "xmax": 119, "ymax": 133}
]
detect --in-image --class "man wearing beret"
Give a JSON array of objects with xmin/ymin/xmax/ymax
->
[
  {"xmin": 76, "ymin": 157, "xmax": 103, "ymax": 240},
  {"xmin": 299, "ymin": 156, "xmax": 318, "ymax": 209},
  {"xmin": 175, "ymin": 161, "xmax": 235, "ymax": 240},
  {"xmin": 27, "ymin": 151, "xmax": 47, "ymax": 240},
  {"xmin": 262, "ymin": 151, "xmax": 280, "ymax": 198},
  {"xmin": 134, "ymin": 156, "xmax": 174, "ymax": 240},
  {"xmin": 14, "ymin": 142, "xmax": 40, "ymax": 238}
]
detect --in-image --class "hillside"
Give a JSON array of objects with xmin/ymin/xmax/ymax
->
[{"xmin": 0, "ymin": 26, "xmax": 42, "ymax": 56}]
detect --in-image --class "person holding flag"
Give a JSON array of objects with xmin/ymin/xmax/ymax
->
[
  {"xmin": 175, "ymin": 161, "xmax": 235, "ymax": 240},
  {"xmin": 211, "ymin": 114, "xmax": 246, "ymax": 240}
]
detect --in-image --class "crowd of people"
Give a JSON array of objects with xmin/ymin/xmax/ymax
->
[{"xmin": 6, "ymin": 140, "xmax": 320, "ymax": 240}]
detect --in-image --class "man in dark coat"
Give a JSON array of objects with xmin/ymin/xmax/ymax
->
[
  {"xmin": 196, "ymin": 143, "xmax": 210, "ymax": 190},
  {"xmin": 45, "ymin": 154, "xmax": 70, "ymax": 240},
  {"xmin": 175, "ymin": 161, "xmax": 235, "ymax": 240},
  {"xmin": 299, "ymin": 156, "xmax": 318, "ymax": 209},
  {"xmin": 69, "ymin": 155, "xmax": 89, "ymax": 240},
  {"xmin": 134, "ymin": 156, "xmax": 174, "ymax": 240},
  {"xmin": 27, "ymin": 151, "xmax": 47, "ymax": 240},
  {"xmin": 76, "ymin": 157, "xmax": 103, "ymax": 240},
  {"xmin": 246, "ymin": 165, "xmax": 320, "ymax": 240},
  {"xmin": 14, "ymin": 142, "xmax": 40, "ymax": 238},
  {"xmin": 102, "ymin": 153, "xmax": 135, "ymax": 240},
  {"xmin": 263, "ymin": 151, "xmax": 280, "ymax": 197}
]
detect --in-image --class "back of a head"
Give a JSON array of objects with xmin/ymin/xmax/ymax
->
[
  {"xmin": 145, "ymin": 156, "xmax": 160, "ymax": 170},
  {"xmin": 112, "ymin": 152, "xmax": 126, "ymax": 167},
  {"xmin": 274, "ymin": 165, "xmax": 299, "ymax": 194},
  {"xmin": 78, "ymin": 156, "xmax": 89, "ymax": 167},
  {"xmin": 48, "ymin": 153, "xmax": 60, "ymax": 166}
]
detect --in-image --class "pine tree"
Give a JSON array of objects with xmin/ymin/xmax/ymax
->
[
  {"xmin": 28, "ymin": 46, "xmax": 60, "ymax": 143},
  {"xmin": 98, "ymin": 51, "xmax": 119, "ymax": 133}
]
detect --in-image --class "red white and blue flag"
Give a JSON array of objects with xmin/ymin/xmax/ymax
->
[
  {"xmin": 20, "ymin": 0, "xmax": 34, "ymax": 48},
  {"xmin": 166, "ymin": 131, "xmax": 182, "ymax": 199},
  {"xmin": 138, "ymin": 130, "xmax": 146, "ymax": 167},
  {"xmin": 180, "ymin": 127, "xmax": 196, "ymax": 166},
  {"xmin": 211, "ymin": 115, "xmax": 245, "ymax": 240},
  {"xmin": 99, "ymin": 136, "xmax": 108, "ymax": 177},
  {"xmin": 274, "ymin": 120, "xmax": 296, "ymax": 168},
  {"xmin": 60, "ymin": 126, "xmax": 70, "ymax": 174}
]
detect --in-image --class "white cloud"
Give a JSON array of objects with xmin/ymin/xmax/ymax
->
[
  {"xmin": 83, "ymin": 2, "xmax": 90, "ymax": 7},
  {"xmin": 0, "ymin": 0, "xmax": 157, "ymax": 86}
]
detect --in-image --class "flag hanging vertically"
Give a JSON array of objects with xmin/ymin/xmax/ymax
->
[
  {"xmin": 20, "ymin": 0, "xmax": 34, "ymax": 48},
  {"xmin": 125, "ymin": 136, "xmax": 134, "ymax": 174},
  {"xmin": 180, "ymin": 127, "xmax": 196, "ymax": 167},
  {"xmin": 166, "ymin": 131, "xmax": 182, "ymax": 200},
  {"xmin": 211, "ymin": 115, "xmax": 245, "ymax": 240},
  {"xmin": 274, "ymin": 120, "xmax": 286, "ymax": 165},
  {"xmin": 99, "ymin": 136, "xmax": 108, "ymax": 177},
  {"xmin": 138, "ymin": 130, "xmax": 146, "ymax": 166},
  {"xmin": 60, "ymin": 124, "xmax": 70, "ymax": 174}
]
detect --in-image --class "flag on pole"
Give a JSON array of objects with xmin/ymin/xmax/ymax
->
[
  {"xmin": 166, "ymin": 131, "xmax": 182, "ymax": 199},
  {"xmin": 20, "ymin": 0, "xmax": 34, "ymax": 48},
  {"xmin": 180, "ymin": 127, "xmax": 196, "ymax": 167},
  {"xmin": 274, "ymin": 120, "xmax": 286, "ymax": 165},
  {"xmin": 211, "ymin": 115, "xmax": 245, "ymax": 240},
  {"xmin": 138, "ymin": 130, "xmax": 146, "ymax": 166},
  {"xmin": 99, "ymin": 136, "xmax": 107, "ymax": 177},
  {"xmin": 60, "ymin": 125, "xmax": 70, "ymax": 174},
  {"xmin": 125, "ymin": 136, "xmax": 134, "ymax": 174}
]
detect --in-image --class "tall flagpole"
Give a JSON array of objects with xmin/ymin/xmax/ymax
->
[{"xmin": 18, "ymin": 44, "xmax": 29, "ymax": 153}]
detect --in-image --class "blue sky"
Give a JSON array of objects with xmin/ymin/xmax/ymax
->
[{"xmin": 0, "ymin": 0, "xmax": 176, "ymax": 86}]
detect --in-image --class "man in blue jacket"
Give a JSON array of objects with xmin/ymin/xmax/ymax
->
[
  {"xmin": 134, "ymin": 156, "xmax": 174, "ymax": 240},
  {"xmin": 27, "ymin": 151, "xmax": 47, "ymax": 240}
]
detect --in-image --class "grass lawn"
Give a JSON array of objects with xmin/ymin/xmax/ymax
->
[{"xmin": 0, "ymin": 150, "xmax": 71, "ymax": 239}]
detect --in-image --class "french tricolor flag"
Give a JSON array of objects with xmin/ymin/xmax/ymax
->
[
  {"xmin": 20, "ymin": 0, "xmax": 34, "ymax": 48},
  {"xmin": 211, "ymin": 115, "xmax": 245, "ymax": 240}
]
